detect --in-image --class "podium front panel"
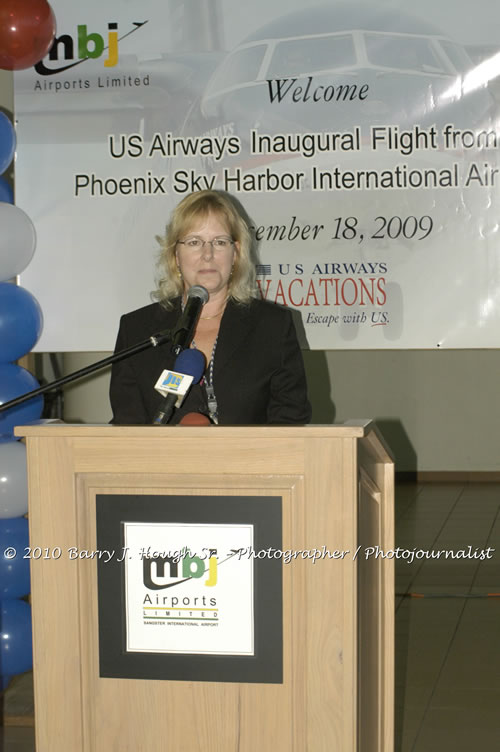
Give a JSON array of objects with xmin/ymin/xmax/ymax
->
[{"xmin": 17, "ymin": 424, "xmax": 394, "ymax": 752}]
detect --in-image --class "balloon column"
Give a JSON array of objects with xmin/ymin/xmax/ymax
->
[
  {"xmin": 0, "ymin": 0, "xmax": 56, "ymax": 688},
  {"xmin": 0, "ymin": 113, "xmax": 44, "ymax": 439}
]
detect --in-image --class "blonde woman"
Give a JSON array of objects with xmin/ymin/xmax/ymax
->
[{"xmin": 110, "ymin": 190, "xmax": 311, "ymax": 425}]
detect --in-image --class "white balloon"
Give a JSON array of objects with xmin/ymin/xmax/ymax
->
[
  {"xmin": 0, "ymin": 440, "xmax": 28, "ymax": 518},
  {"xmin": 0, "ymin": 204, "xmax": 36, "ymax": 282}
]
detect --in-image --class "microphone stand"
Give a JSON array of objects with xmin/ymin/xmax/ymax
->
[{"xmin": 0, "ymin": 328, "xmax": 174, "ymax": 415}]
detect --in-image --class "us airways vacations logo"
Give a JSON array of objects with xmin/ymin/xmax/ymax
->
[
  {"xmin": 34, "ymin": 20, "xmax": 148, "ymax": 75},
  {"xmin": 143, "ymin": 549, "xmax": 218, "ymax": 590}
]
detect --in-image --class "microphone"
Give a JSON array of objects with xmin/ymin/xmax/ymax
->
[
  {"xmin": 179, "ymin": 412, "xmax": 212, "ymax": 426},
  {"xmin": 152, "ymin": 348, "xmax": 205, "ymax": 425},
  {"xmin": 171, "ymin": 285, "xmax": 209, "ymax": 355}
]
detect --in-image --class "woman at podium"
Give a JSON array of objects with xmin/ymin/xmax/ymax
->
[{"xmin": 109, "ymin": 190, "xmax": 311, "ymax": 426}]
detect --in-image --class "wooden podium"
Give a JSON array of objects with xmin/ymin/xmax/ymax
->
[{"xmin": 16, "ymin": 421, "xmax": 394, "ymax": 752}]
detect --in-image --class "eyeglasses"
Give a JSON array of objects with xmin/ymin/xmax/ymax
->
[{"xmin": 177, "ymin": 236, "xmax": 235, "ymax": 251}]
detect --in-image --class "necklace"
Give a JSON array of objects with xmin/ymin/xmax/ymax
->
[
  {"xmin": 200, "ymin": 310, "xmax": 224, "ymax": 320},
  {"xmin": 200, "ymin": 298, "xmax": 228, "ymax": 320}
]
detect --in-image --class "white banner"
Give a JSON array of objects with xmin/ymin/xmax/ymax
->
[{"xmin": 13, "ymin": 0, "xmax": 500, "ymax": 350}]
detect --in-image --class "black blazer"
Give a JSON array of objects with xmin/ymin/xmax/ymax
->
[{"xmin": 110, "ymin": 297, "xmax": 311, "ymax": 425}]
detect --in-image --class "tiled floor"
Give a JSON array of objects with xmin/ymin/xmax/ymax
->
[
  {"xmin": 1, "ymin": 482, "xmax": 499, "ymax": 751},
  {"xmin": 395, "ymin": 482, "xmax": 500, "ymax": 751},
  {"xmin": 0, "ymin": 726, "xmax": 35, "ymax": 751}
]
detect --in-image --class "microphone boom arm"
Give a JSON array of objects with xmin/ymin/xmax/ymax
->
[{"xmin": 0, "ymin": 328, "xmax": 174, "ymax": 414}]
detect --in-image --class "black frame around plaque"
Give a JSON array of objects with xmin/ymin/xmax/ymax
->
[{"xmin": 96, "ymin": 494, "xmax": 283, "ymax": 683}]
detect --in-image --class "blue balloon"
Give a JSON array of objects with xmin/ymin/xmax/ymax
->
[
  {"xmin": 0, "ymin": 113, "xmax": 15, "ymax": 175},
  {"xmin": 0, "ymin": 518, "xmax": 30, "ymax": 598},
  {"xmin": 0, "ymin": 600, "xmax": 32, "ymax": 677},
  {"xmin": 0, "ymin": 176, "xmax": 13, "ymax": 203},
  {"xmin": 0, "ymin": 283, "xmax": 43, "ymax": 362},
  {"xmin": 0, "ymin": 364, "xmax": 43, "ymax": 438}
]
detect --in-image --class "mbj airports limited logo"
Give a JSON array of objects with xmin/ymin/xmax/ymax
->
[
  {"xmin": 33, "ymin": 20, "xmax": 149, "ymax": 89},
  {"xmin": 143, "ymin": 549, "xmax": 218, "ymax": 590},
  {"xmin": 142, "ymin": 550, "xmax": 219, "ymax": 626}
]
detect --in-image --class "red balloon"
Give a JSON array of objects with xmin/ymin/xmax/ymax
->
[{"xmin": 0, "ymin": 0, "xmax": 56, "ymax": 71}]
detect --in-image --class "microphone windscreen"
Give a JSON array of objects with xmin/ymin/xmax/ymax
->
[
  {"xmin": 187, "ymin": 285, "xmax": 209, "ymax": 304},
  {"xmin": 179, "ymin": 412, "xmax": 212, "ymax": 426},
  {"xmin": 174, "ymin": 348, "xmax": 205, "ymax": 383}
]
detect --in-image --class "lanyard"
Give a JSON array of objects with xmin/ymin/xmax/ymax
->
[
  {"xmin": 180, "ymin": 296, "xmax": 220, "ymax": 423},
  {"xmin": 204, "ymin": 336, "xmax": 219, "ymax": 424},
  {"xmin": 192, "ymin": 335, "xmax": 219, "ymax": 424}
]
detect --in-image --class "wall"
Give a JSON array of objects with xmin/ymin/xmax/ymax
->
[{"xmin": 64, "ymin": 347, "xmax": 500, "ymax": 473}]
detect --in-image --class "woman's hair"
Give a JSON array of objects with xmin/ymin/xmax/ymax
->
[{"xmin": 153, "ymin": 190, "xmax": 256, "ymax": 308}]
